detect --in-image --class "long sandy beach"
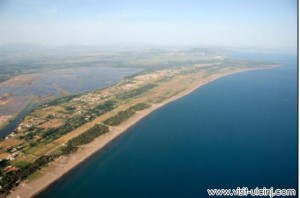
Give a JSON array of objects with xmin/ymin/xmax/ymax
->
[{"xmin": 8, "ymin": 68, "xmax": 261, "ymax": 198}]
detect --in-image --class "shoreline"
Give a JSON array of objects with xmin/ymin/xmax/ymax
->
[
  {"xmin": 8, "ymin": 67, "xmax": 269, "ymax": 198},
  {"xmin": 0, "ymin": 96, "xmax": 37, "ymax": 138}
]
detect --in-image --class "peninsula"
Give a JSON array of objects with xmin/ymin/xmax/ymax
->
[{"xmin": 0, "ymin": 56, "xmax": 276, "ymax": 198}]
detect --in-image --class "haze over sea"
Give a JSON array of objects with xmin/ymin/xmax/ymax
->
[{"xmin": 37, "ymin": 53, "xmax": 297, "ymax": 198}]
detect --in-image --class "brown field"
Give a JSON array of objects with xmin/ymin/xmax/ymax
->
[
  {"xmin": 0, "ymin": 138, "xmax": 23, "ymax": 151},
  {"xmin": 38, "ymin": 119, "xmax": 64, "ymax": 129},
  {"xmin": 0, "ymin": 115, "xmax": 13, "ymax": 126}
]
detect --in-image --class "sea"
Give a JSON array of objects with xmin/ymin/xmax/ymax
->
[{"xmin": 37, "ymin": 53, "xmax": 297, "ymax": 198}]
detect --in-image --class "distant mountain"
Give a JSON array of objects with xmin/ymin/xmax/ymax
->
[
  {"xmin": 186, "ymin": 47, "xmax": 228, "ymax": 56},
  {"xmin": 0, "ymin": 43, "xmax": 50, "ymax": 53}
]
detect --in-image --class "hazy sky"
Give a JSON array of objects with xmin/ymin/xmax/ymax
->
[{"xmin": 0, "ymin": 0, "xmax": 297, "ymax": 48}]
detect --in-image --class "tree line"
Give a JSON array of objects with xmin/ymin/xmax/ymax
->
[
  {"xmin": 0, "ymin": 124, "xmax": 109, "ymax": 196},
  {"xmin": 103, "ymin": 103, "xmax": 150, "ymax": 126}
]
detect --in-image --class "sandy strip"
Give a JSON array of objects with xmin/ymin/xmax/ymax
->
[{"xmin": 8, "ymin": 68, "xmax": 262, "ymax": 198}]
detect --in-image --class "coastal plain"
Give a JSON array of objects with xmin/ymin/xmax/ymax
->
[{"xmin": 0, "ymin": 48, "xmax": 275, "ymax": 197}]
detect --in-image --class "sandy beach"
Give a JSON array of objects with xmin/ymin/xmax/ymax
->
[{"xmin": 8, "ymin": 68, "xmax": 262, "ymax": 198}]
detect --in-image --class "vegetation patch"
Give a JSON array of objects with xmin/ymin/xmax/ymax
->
[
  {"xmin": 103, "ymin": 103, "xmax": 150, "ymax": 126},
  {"xmin": 116, "ymin": 83, "xmax": 157, "ymax": 99},
  {"xmin": 61, "ymin": 124, "xmax": 109, "ymax": 155},
  {"xmin": 0, "ymin": 155, "xmax": 55, "ymax": 195},
  {"xmin": 128, "ymin": 103, "xmax": 151, "ymax": 111},
  {"xmin": 12, "ymin": 161, "xmax": 30, "ymax": 168},
  {"xmin": 103, "ymin": 109, "xmax": 135, "ymax": 126}
]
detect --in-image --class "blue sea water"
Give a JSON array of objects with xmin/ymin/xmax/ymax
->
[{"xmin": 37, "ymin": 54, "xmax": 297, "ymax": 198}]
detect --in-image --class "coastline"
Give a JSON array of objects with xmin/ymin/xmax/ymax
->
[
  {"xmin": 0, "ymin": 96, "xmax": 37, "ymax": 138},
  {"xmin": 7, "ymin": 67, "xmax": 267, "ymax": 198}
]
